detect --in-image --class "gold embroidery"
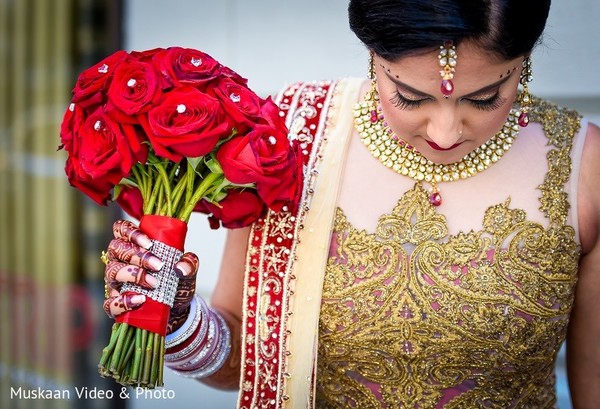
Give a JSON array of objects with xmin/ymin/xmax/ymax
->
[{"xmin": 316, "ymin": 100, "xmax": 581, "ymax": 408}]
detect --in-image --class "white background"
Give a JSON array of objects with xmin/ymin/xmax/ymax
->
[{"xmin": 125, "ymin": 1, "xmax": 600, "ymax": 408}]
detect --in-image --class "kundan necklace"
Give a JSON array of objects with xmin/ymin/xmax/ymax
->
[{"xmin": 353, "ymin": 87, "xmax": 521, "ymax": 206}]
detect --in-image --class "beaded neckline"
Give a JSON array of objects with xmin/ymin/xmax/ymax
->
[{"xmin": 353, "ymin": 91, "xmax": 521, "ymax": 206}]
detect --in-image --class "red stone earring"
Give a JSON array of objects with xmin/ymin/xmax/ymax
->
[
  {"xmin": 518, "ymin": 56, "xmax": 533, "ymax": 127},
  {"xmin": 438, "ymin": 41, "xmax": 457, "ymax": 98}
]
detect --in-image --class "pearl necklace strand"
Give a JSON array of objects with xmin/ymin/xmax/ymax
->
[{"xmin": 353, "ymin": 90, "xmax": 521, "ymax": 206}]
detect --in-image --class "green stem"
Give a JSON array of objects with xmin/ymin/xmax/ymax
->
[
  {"xmin": 184, "ymin": 161, "xmax": 196, "ymax": 206},
  {"xmin": 150, "ymin": 333, "xmax": 161, "ymax": 387},
  {"xmin": 170, "ymin": 164, "xmax": 193, "ymax": 216},
  {"xmin": 109, "ymin": 323, "xmax": 129, "ymax": 376},
  {"xmin": 178, "ymin": 172, "xmax": 222, "ymax": 222},
  {"xmin": 98, "ymin": 323, "xmax": 120, "ymax": 372},
  {"xmin": 154, "ymin": 162, "xmax": 172, "ymax": 215},
  {"xmin": 142, "ymin": 331, "xmax": 154, "ymax": 386},
  {"xmin": 158, "ymin": 335, "xmax": 165, "ymax": 387},
  {"xmin": 131, "ymin": 328, "xmax": 143, "ymax": 384},
  {"xmin": 155, "ymin": 182, "xmax": 165, "ymax": 216},
  {"xmin": 131, "ymin": 165, "xmax": 146, "ymax": 195},
  {"xmin": 118, "ymin": 328, "xmax": 136, "ymax": 375},
  {"xmin": 138, "ymin": 329, "xmax": 148, "ymax": 385},
  {"xmin": 144, "ymin": 168, "xmax": 162, "ymax": 215}
]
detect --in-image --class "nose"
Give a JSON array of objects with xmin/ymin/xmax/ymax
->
[{"xmin": 426, "ymin": 107, "xmax": 463, "ymax": 148}]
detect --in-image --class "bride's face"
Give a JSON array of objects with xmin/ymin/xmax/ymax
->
[{"xmin": 374, "ymin": 42, "xmax": 524, "ymax": 165}]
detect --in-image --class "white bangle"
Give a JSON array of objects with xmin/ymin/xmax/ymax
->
[
  {"xmin": 165, "ymin": 295, "xmax": 206, "ymax": 349},
  {"xmin": 177, "ymin": 312, "xmax": 231, "ymax": 379}
]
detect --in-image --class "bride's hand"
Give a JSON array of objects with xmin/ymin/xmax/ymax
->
[{"xmin": 102, "ymin": 220, "xmax": 199, "ymax": 331}]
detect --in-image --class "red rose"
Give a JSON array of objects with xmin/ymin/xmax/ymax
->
[
  {"xmin": 216, "ymin": 124, "xmax": 299, "ymax": 210},
  {"xmin": 105, "ymin": 60, "xmax": 162, "ymax": 122},
  {"xmin": 259, "ymin": 96, "xmax": 287, "ymax": 129},
  {"xmin": 209, "ymin": 77, "xmax": 262, "ymax": 133},
  {"xmin": 65, "ymin": 156, "xmax": 114, "ymax": 205},
  {"xmin": 116, "ymin": 186, "xmax": 144, "ymax": 220},
  {"xmin": 59, "ymin": 102, "xmax": 85, "ymax": 152},
  {"xmin": 195, "ymin": 189, "xmax": 266, "ymax": 229},
  {"xmin": 130, "ymin": 47, "xmax": 164, "ymax": 62},
  {"xmin": 76, "ymin": 108, "xmax": 147, "ymax": 186},
  {"xmin": 140, "ymin": 86, "xmax": 231, "ymax": 162},
  {"xmin": 256, "ymin": 140, "xmax": 303, "ymax": 212},
  {"xmin": 219, "ymin": 65, "xmax": 248, "ymax": 87},
  {"xmin": 152, "ymin": 47, "xmax": 220, "ymax": 90},
  {"xmin": 72, "ymin": 50, "xmax": 129, "ymax": 109}
]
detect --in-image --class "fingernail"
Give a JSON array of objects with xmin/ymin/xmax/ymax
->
[
  {"xmin": 146, "ymin": 274, "xmax": 159, "ymax": 288},
  {"xmin": 175, "ymin": 266, "xmax": 187, "ymax": 278},
  {"xmin": 131, "ymin": 295, "xmax": 146, "ymax": 305},
  {"xmin": 149, "ymin": 257, "xmax": 164, "ymax": 271},
  {"xmin": 139, "ymin": 236, "xmax": 153, "ymax": 249}
]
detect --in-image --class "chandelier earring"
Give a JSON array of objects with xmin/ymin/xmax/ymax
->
[{"xmin": 517, "ymin": 56, "xmax": 533, "ymax": 127}]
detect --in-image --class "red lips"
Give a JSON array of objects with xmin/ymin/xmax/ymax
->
[{"xmin": 426, "ymin": 141, "xmax": 462, "ymax": 151}]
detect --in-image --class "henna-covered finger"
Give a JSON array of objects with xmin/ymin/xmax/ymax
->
[
  {"xmin": 167, "ymin": 252, "xmax": 200, "ymax": 332},
  {"xmin": 102, "ymin": 293, "xmax": 146, "ymax": 318},
  {"xmin": 173, "ymin": 274, "xmax": 196, "ymax": 310},
  {"xmin": 112, "ymin": 220, "xmax": 153, "ymax": 249},
  {"xmin": 174, "ymin": 252, "xmax": 199, "ymax": 278},
  {"xmin": 107, "ymin": 239, "xmax": 163, "ymax": 271},
  {"xmin": 105, "ymin": 261, "xmax": 158, "ymax": 289}
]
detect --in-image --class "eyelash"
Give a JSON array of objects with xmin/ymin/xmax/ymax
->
[
  {"xmin": 467, "ymin": 92, "xmax": 507, "ymax": 111},
  {"xmin": 390, "ymin": 90, "xmax": 507, "ymax": 111},
  {"xmin": 390, "ymin": 91, "xmax": 425, "ymax": 109}
]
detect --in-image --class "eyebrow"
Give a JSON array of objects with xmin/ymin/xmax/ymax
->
[{"xmin": 384, "ymin": 70, "xmax": 514, "ymax": 99}]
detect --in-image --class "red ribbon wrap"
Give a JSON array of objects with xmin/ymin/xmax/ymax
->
[{"xmin": 115, "ymin": 215, "xmax": 188, "ymax": 336}]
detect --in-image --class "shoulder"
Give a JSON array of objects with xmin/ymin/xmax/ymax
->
[
  {"xmin": 577, "ymin": 121, "xmax": 600, "ymax": 254},
  {"xmin": 529, "ymin": 96, "xmax": 583, "ymax": 148}
]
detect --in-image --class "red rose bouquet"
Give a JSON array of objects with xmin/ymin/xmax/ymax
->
[{"xmin": 59, "ymin": 47, "xmax": 301, "ymax": 388}]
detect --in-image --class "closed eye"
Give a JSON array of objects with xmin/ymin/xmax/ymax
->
[
  {"xmin": 464, "ymin": 92, "xmax": 507, "ymax": 111},
  {"xmin": 390, "ymin": 91, "xmax": 429, "ymax": 110}
]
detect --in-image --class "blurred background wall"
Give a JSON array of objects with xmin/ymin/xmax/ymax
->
[{"xmin": 1, "ymin": 1, "xmax": 599, "ymax": 409}]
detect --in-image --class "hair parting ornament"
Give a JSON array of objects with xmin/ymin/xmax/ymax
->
[{"xmin": 438, "ymin": 40, "xmax": 457, "ymax": 98}]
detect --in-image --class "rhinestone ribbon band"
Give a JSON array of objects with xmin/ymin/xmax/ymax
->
[{"xmin": 121, "ymin": 240, "xmax": 182, "ymax": 307}]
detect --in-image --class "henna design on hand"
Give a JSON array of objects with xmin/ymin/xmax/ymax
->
[
  {"xmin": 102, "ymin": 293, "xmax": 145, "ymax": 318},
  {"xmin": 113, "ymin": 220, "xmax": 152, "ymax": 249},
  {"xmin": 168, "ymin": 252, "xmax": 200, "ymax": 331},
  {"xmin": 105, "ymin": 261, "xmax": 156, "ymax": 290},
  {"xmin": 108, "ymin": 239, "xmax": 163, "ymax": 271}
]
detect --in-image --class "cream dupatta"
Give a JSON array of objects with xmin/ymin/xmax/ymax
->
[{"xmin": 237, "ymin": 78, "xmax": 364, "ymax": 409}]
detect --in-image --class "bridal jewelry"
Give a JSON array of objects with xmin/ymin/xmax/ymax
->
[
  {"xmin": 353, "ymin": 81, "xmax": 521, "ymax": 206},
  {"xmin": 517, "ymin": 56, "xmax": 533, "ymax": 127},
  {"xmin": 439, "ymin": 41, "xmax": 457, "ymax": 98}
]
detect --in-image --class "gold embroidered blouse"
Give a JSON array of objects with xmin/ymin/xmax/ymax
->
[{"xmin": 316, "ymin": 100, "xmax": 582, "ymax": 408}]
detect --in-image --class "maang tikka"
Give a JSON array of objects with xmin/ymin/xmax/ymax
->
[
  {"xmin": 438, "ymin": 41, "xmax": 457, "ymax": 98},
  {"xmin": 517, "ymin": 56, "xmax": 533, "ymax": 127}
]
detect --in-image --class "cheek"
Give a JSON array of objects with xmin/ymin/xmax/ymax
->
[
  {"xmin": 466, "ymin": 103, "xmax": 514, "ymax": 144},
  {"xmin": 378, "ymin": 91, "xmax": 424, "ymax": 136}
]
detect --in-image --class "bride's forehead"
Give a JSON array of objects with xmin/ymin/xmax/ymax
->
[{"xmin": 379, "ymin": 46, "xmax": 519, "ymax": 78}]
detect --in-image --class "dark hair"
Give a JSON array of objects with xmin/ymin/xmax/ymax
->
[{"xmin": 348, "ymin": 0, "xmax": 551, "ymax": 61}]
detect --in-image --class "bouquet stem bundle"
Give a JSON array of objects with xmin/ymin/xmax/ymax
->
[{"xmin": 99, "ymin": 323, "xmax": 164, "ymax": 387}]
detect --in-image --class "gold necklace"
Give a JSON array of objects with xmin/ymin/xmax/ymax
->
[{"xmin": 353, "ymin": 88, "xmax": 521, "ymax": 206}]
